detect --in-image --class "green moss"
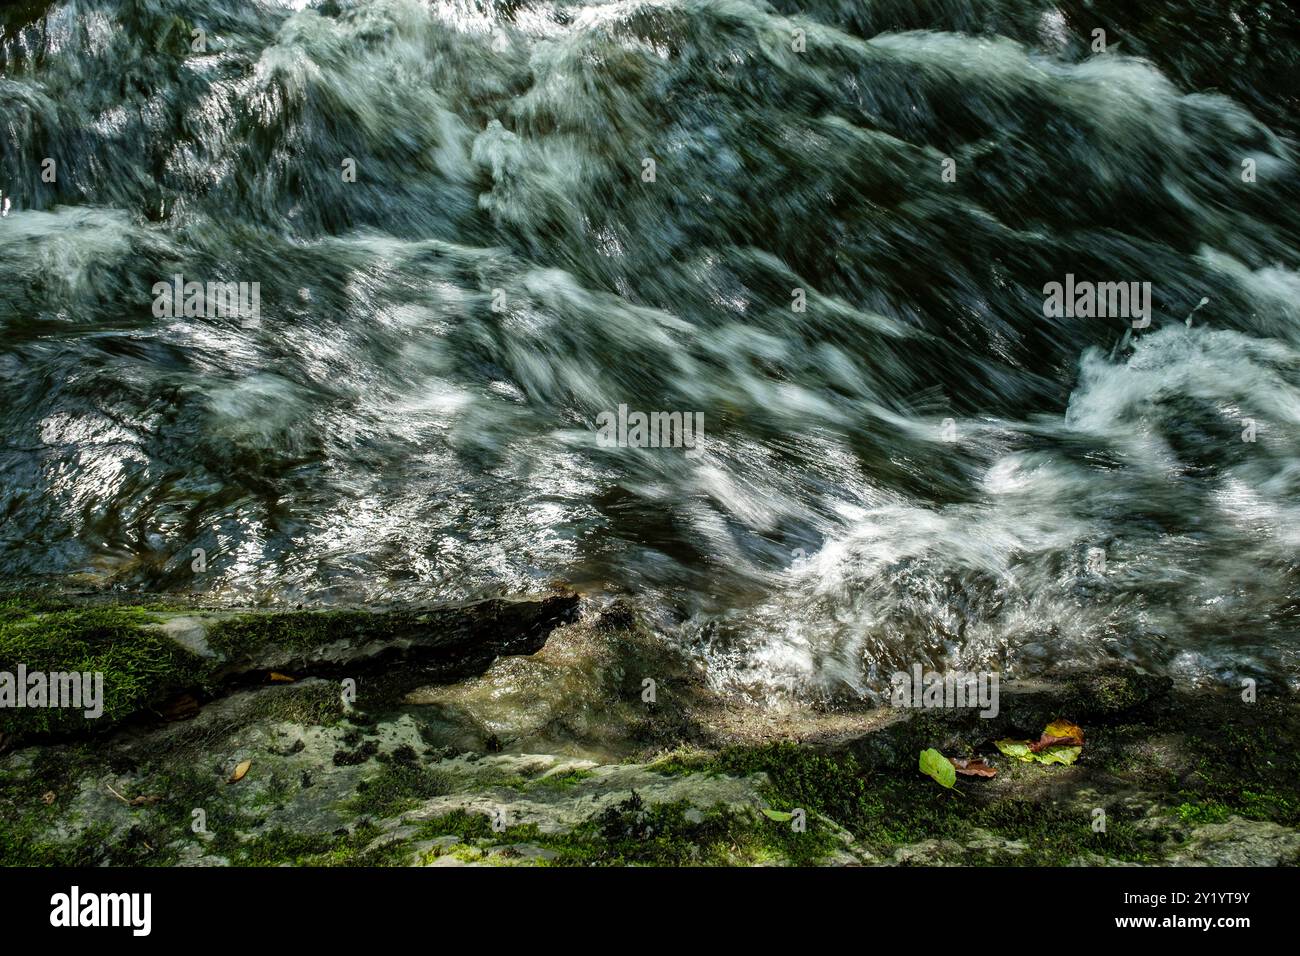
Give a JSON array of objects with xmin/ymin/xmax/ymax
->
[
  {"xmin": 412, "ymin": 808, "xmax": 496, "ymax": 843},
  {"xmin": 341, "ymin": 747, "xmax": 450, "ymax": 819},
  {"xmin": 0, "ymin": 742, "xmax": 215, "ymax": 866},
  {"xmin": 229, "ymin": 822, "xmax": 407, "ymax": 867},
  {"xmin": 966, "ymin": 798, "xmax": 1159, "ymax": 866},
  {"xmin": 238, "ymin": 828, "xmax": 338, "ymax": 866},
  {"xmin": 0, "ymin": 595, "xmax": 432, "ymax": 743},
  {"xmin": 205, "ymin": 609, "xmax": 433, "ymax": 662},
  {"xmin": 646, "ymin": 748, "xmax": 715, "ymax": 776},
  {"xmin": 245, "ymin": 680, "xmax": 347, "ymax": 728},
  {"xmin": 0, "ymin": 593, "xmax": 575, "ymax": 744},
  {"xmin": 528, "ymin": 768, "xmax": 595, "ymax": 791},
  {"xmin": 682, "ymin": 691, "xmax": 1300, "ymax": 864},
  {"xmin": 1097, "ymin": 697, "xmax": 1300, "ymax": 828},
  {"xmin": 408, "ymin": 793, "xmax": 838, "ymax": 867},
  {"xmin": 2, "ymin": 824, "xmax": 121, "ymax": 867},
  {"xmin": 0, "ymin": 603, "xmax": 211, "ymax": 738},
  {"xmin": 700, "ymin": 742, "xmax": 1164, "ymax": 865},
  {"xmin": 568, "ymin": 793, "xmax": 834, "ymax": 865},
  {"xmin": 23, "ymin": 753, "xmax": 414, "ymax": 867},
  {"xmin": 0, "ymin": 744, "xmax": 110, "ymax": 865},
  {"xmin": 1062, "ymin": 670, "xmax": 1167, "ymax": 718},
  {"xmin": 491, "ymin": 775, "xmax": 531, "ymax": 790},
  {"xmin": 1173, "ymin": 801, "xmax": 1232, "ymax": 825},
  {"xmin": 1175, "ymin": 719, "xmax": 1300, "ymax": 826}
]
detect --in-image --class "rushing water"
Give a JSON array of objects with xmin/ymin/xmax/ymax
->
[{"xmin": 2, "ymin": 0, "xmax": 1298, "ymax": 700}]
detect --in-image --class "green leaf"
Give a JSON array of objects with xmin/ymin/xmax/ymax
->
[
  {"xmin": 761, "ymin": 808, "xmax": 794, "ymax": 822},
  {"xmin": 995, "ymin": 739, "xmax": 1036, "ymax": 762},
  {"xmin": 919, "ymin": 748, "xmax": 956, "ymax": 788},
  {"xmin": 1036, "ymin": 745, "xmax": 1082, "ymax": 766},
  {"xmin": 995, "ymin": 737, "xmax": 1083, "ymax": 766}
]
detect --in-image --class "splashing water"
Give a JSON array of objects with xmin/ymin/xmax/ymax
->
[{"xmin": 2, "ymin": 0, "xmax": 1298, "ymax": 700}]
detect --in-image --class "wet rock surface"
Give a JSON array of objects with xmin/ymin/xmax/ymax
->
[{"xmin": 1, "ymin": 595, "xmax": 1297, "ymax": 866}]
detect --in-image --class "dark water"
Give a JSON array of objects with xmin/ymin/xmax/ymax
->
[{"xmin": 2, "ymin": 0, "xmax": 1298, "ymax": 699}]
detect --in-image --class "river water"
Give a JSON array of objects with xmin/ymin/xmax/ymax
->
[{"xmin": 2, "ymin": 0, "xmax": 1298, "ymax": 701}]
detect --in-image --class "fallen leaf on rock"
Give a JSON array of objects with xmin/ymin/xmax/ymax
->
[
  {"xmin": 269, "ymin": 672, "xmax": 295, "ymax": 683},
  {"xmin": 41, "ymin": 791, "xmax": 55, "ymax": 805},
  {"xmin": 919, "ymin": 748, "xmax": 956, "ymax": 789},
  {"xmin": 995, "ymin": 739, "xmax": 1036, "ymax": 762},
  {"xmin": 1042, "ymin": 719, "xmax": 1084, "ymax": 745},
  {"xmin": 228, "ymin": 760, "xmax": 251, "ymax": 784},
  {"xmin": 950, "ymin": 757, "xmax": 997, "ymax": 778},
  {"xmin": 996, "ymin": 719, "xmax": 1086, "ymax": 766},
  {"xmin": 1036, "ymin": 746, "xmax": 1082, "ymax": 766},
  {"xmin": 1030, "ymin": 735, "xmax": 1077, "ymax": 752}
]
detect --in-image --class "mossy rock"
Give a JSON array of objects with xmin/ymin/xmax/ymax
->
[
  {"xmin": 0, "ymin": 603, "xmax": 210, "ymax": 738},
  {"xmin": 0, "ymin": 592, "xmax": 578, "ymax": 744}
]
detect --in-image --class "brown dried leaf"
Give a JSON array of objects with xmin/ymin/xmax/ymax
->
[
  {"xmin": 950, "ymin": 757, "xmax": 997, "ymax": 778},
  {"xmin": 41, "ymin": 791, "xmax": 56, "ymax": 805},
  {"xmin": 228, "ymin": 759, "xmax": 252, "ymax": 784},
  {"xmin": 1030, "ymin": 719, "xmax": 1085, "ymax": 752},
  {"xmin": 269, "ymin": 672, "xmax": 295, "ymax": 683}
]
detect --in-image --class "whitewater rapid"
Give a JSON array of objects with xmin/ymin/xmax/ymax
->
[{"xmin": 1, "ymin": 0, "xmax": 1297, "ymax": 697}]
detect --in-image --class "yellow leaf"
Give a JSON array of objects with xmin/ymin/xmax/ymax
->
[
  {"xmin": 269, "ymin": 672, "xmax": 295, "ymax": 683},
  {"xmin": 1044, "ymin": 719, "xmax": 1084, "ymax": 745},
  {"xmin": 228, "ymin": 759, "xmax": 251, "ymax": 783}
]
